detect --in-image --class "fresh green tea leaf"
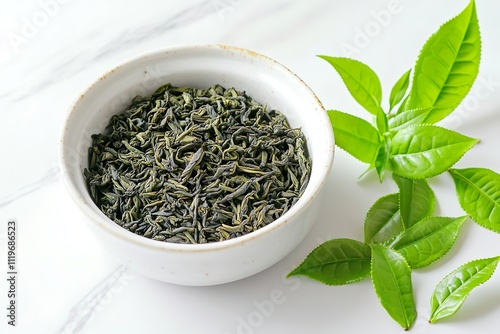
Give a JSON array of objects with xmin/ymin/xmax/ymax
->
[
  {"xmin": 371, "ymin": 244, "xmax": 417, "ymax": 330},
  {"xmin": 449, "ymin": 168, "xmax": 500, "ymax": 233},
  {"xmin": 320, "ymin": 56, "xmax": 382, "ymax": 115},
  {"xmin": 288, "ymin": 238, "xmax": 372, "ymax": 285},
  {"xmin": 328, "ymin": 110, "xmax": 380, "ymax": 164},
  {"xmin": 376, "ymin": 105, "xmax": 389, "ymax": 134},
  {"xmin": 388, "ymin": 107, "xmax": 433, "ymax": 131},
  {"xmin": 392, "ymin": 174, "xmax": 435, "ymax": 229},
  {"xmin": 389, "ymin": 69, "xmax": 411, "ymax": 111},
  {"xmin": 390, "ymin": 216, "xmax": 467, "ymax": 269},
  {"xmin": 364, "ymin": 193, "xmax": 403, "ymax": 244},
  {"xmin": 375, "ymin": 140, "xmax": 390, "ymax": 182},
  {"xmin": 389, "ymin": 125, "xmax": 478, "ymax": 179},
  {"xmin": 404, "ymin": 0, "xmax": 481, "ymax": 124},
  {"xmin": 396, "ymin": 95, "xmax": 410, "ymax": 115},
  {"xmin": 430, "ymin": 256, "xmax": 500, "ymax": 323}
]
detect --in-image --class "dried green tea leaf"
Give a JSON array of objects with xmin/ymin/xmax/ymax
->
[
  {"xmin": 364, "ymin": 193, "xmax": 403, "ymax": 244},
  {"xmin": 392, "ymin": 174, "xmax": 435, "ymax": 229},
  {"xmin": 389, "ymin": 125, "xmax": 478, "ymax": 179},
  {"xmin": 320, "ymin": 56, "xmax": 382, "ymax": 115},
  {"xmin": 84, "ymin": 84, "xmax": 311, "ymax": 244},
  {"xmin": 449, "ymin": 168, "xmax": 500, "ymax": 233},
  {"xmin": 328, "ymin": 110, "xmax": 380, "ymax": 164},
  {"xmin": 430, "ymin": 256, "xmax": 500, "ymax": 323},
  {"xmin": 390, "ymin": 216, "xmax": 467, "ymax": 269},
  {"xmin": 371, "ymin": 244, "xmax": 417, "ymax": 330},
  {"xmin": 288, "ymin": 239, "xmax": 371, "ymax": 285},
  {"xmin": 404, "ymin": 0, "xmax": 481, "ymax": 124}
]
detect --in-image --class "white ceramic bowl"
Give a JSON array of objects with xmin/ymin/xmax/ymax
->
[{"xmin": 60, "ymin": 45, "xmax": 334, "ymax": 286}]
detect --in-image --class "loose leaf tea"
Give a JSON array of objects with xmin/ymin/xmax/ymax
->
[{"xmin": 84, "ymin": 83, "xmax": 311, "ymax": 244}]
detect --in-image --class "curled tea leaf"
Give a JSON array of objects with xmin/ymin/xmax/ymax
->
[
  {"xmin": 389, "ymin": 69, "xmax": 411, "ymax": 111},
  {"xmin": 392, "ymin": 174, "xmax": 435, "ymax": 229},
  {"xmin": 376, "ymin": 105, "xmax": 389, "ymax": 135},
  {"xmin": 84, "ymin": 84, "xmax": 311, "ymax": 244},
  {"xmin": 374, "ymin": 139, "xmax": 390, "ymax": 182}
]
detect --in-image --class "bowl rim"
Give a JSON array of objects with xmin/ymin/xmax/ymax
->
[{"xmin": 59, "ymin": 43, "xmax": 335, "ymax": 253}]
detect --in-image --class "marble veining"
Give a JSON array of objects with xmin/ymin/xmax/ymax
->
[
  {"xmin": 56, "ymin": 266, "xmax": 130, "ymax": 334},
  {"xmin": 0, "ymin": 166, "xmax": 60, "ymax": 209}
]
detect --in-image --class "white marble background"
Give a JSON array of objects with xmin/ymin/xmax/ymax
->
[{"xmin": 2, "ymin": 0, "xmax": 500, "ymax": 333}]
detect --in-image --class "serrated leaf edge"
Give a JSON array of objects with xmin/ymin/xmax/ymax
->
[
  {"xmin": 389, "ymin": 69, "xmax": 412, "ymax": 111},
  {"xmin": 448, "ymin": 168, "xmax": 500, "ymax": 234},
  {"xmin": 388, "ymin": 107, "xmax": 434, "ymax": 132},
  {"xmin": 370, "ymin": 244, "xmax": 416, "ymax": 330},
  {"xmin": 328, "ymin": 109, "xmax": 381, "ymax": 164},
  {"xmin": 404, "ymin": 0, "xmax": 480, "ymax": 121},
  {"xmin": 287, "ymin": 238, "xmax": 372, "ymax": 286},
  {"xmin": 429, "ymin": 255, "xmax": 500, "ymax": 323},
  {"xmin": 390, "ymin": 124, "xmax": 479, "ymax": 180},
  {"xmin": 392, "ymin": 216, "xmax": 468, "ymax": 269},
  {"xmin": 392, "ymin": 174, "xmax": 436, "ymax": 229},
  {"xmin": 319, "ymin": 55, "xmax": 382, "ymax": 115},
  {"xmin": 364, "ymin": 192, "xmax": 400, "ymax": 244}
]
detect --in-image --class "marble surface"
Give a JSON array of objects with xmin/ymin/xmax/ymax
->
[{"xmin": 2, "ymin": 0, "xmax": 500, "ymax": 333}]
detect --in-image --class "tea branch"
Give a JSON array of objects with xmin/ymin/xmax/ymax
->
[{"xmin": 289, "ymin": 0, "xmax": 500, "ymax": 329}]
